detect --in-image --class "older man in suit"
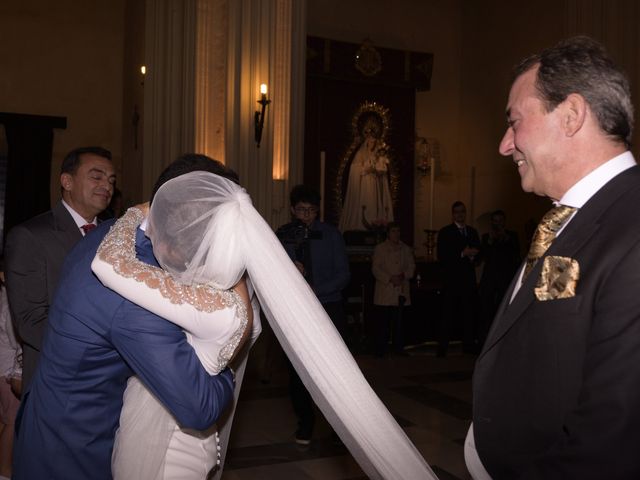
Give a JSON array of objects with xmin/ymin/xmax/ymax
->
[
  {"xmin": 466, "ymin": 36, "xmax": 640, "ymax": 479},
  {"xmin": 5, "ymin": 146, "xmax": 115, "ymax": 387},
  {"xmin": 12, "ymin": 154, "xmax": 239, "ymax": 479}
]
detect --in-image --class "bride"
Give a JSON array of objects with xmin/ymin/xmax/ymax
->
[
  {"xmin": 92, "ymin": 204, "xmax": 260, "ymax": 478},
  {"xmin": 93, "ymin": 170, "xmax": 438, "ymax": 479}
]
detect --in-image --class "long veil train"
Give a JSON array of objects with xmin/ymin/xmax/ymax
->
[{"xmin": 148, "ymin": 172, "xmax": 438, "ymax": 480}]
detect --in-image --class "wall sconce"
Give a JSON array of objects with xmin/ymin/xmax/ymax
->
[
  {"xmin": 254, "ymin": 83, "xmax": 271, "ymax": 148},
  {"xmin": 140, "ymin": 65, "xmax": 146, "ymax": 87}
]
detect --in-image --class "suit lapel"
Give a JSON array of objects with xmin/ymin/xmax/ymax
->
[{"xmin": 481, "ymin": 165, "xmax": 640, "ymax": 358}]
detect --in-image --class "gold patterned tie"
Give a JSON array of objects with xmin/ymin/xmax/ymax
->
[{"xmin": 523, "ymin": 205, "xmax": 576, "ymax": 280}]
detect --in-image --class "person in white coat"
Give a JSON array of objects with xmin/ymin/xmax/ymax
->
[{"xmin": 372, "ymin": 223, "xmax": 415, "ymax": 356}]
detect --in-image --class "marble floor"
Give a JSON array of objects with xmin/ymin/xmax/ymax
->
[{"xmin": 220, "ymin": 331, "xmax": 474, "ymax": 480}]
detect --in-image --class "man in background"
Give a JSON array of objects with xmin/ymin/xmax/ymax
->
[
  {"xmin": 276, "ymin": 185, "xmax": 350, "ymax": 445},
  {"xmin": 436, "ymin": 201, "xmax": 480, "ymax": 356},
  {"xmin": 477, "ymin": 209, "xmax": 520, "ymax": 349},
  {"xmin": 5, "ymin": 146, "xmax": 115, "ymax": 387}
]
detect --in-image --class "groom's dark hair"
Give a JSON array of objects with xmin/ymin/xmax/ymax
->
[{"xmin": 150, "ymin": 153, "xmax": 239, "ymax": 204}]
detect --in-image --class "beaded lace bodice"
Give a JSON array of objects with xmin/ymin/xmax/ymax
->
[{"xmin": 93, "ymin": 207, "xmax": 248, "ymax": 374}]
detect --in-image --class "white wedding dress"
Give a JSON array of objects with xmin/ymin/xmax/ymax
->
[
  {"xmin": 91, "ymin": 208, "xmax": 259, "ymax": 479},
  {"xmin": 95, "ymin": 173, "xmax": 437, "ymax": 480}
]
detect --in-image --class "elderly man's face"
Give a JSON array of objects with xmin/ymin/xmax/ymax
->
[{"xmin": 499, "ymin": 67, "xmax": 566, "ymax": 200}]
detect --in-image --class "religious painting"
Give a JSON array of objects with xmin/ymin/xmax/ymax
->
[{"xmin": 335, "ymin": 101, "xmax": 399, "ymax": 233}]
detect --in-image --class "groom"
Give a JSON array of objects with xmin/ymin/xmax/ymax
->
[{"xmin": 13, "ymin": 154, "xmax": 240, "ymax": 479}]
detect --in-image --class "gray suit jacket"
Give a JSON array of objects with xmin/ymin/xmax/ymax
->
[
  {"xmin": 473, "ymin": 165, "xmax": 640, "ymax": 479},
  {"xmin": 5, "ymin": 200, "xmax": 82, "ymax": 387}
]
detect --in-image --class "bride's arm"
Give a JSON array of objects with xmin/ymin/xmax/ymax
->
[{"xmin": 91, "ymin": 207, "xmax": 251, "ymax": 369}]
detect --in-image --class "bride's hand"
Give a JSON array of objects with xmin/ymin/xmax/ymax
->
[{"xmin": 133, "ymin": 202, "xmax": 150, "ymax": 217}]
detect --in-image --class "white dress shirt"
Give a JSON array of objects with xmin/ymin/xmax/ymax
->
[
  {"xmin": 510, "ymin": 151, "xmax": 636, "ymax": 300},
  {"xmin": 61, "ymin": 199, "xmax": 97, "ymax": 236}
]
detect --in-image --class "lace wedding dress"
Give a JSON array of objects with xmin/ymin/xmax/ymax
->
[
  {"xmin": 96, "ymin": 172, "xmax": 437, "ymax": 480},
  {"xmin": 91, "ymin": 208, "xmax": 257, "ymax": 479}
]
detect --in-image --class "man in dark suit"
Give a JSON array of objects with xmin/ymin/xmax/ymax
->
[
  {"xmin": 437, "ymin": 201, "xmax": 480, "ymax": 356},
  {"xmin": 12, "ymin": 154, "xmax": 237, "ymax": 479},
  {"xmin": 5, "ymin": 146, "xmax": 115, "ymax": 387},
  {"xmin": 466, "ymin": 37, "xmax": 640, "ymax": 479},
  {"xmin": 477, "ymin": 210, "xmax": 520, "ymax": 349}
]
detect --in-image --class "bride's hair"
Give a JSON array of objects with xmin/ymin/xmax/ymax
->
[
  {"xmin": 289, "ymin": 184, "xmax": 320, "ymax": 207},
  {"xmin": 150, "ymin": 153, "xmax": 239, "ymax": 205}
]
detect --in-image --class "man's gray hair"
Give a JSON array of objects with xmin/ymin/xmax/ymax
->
[{"xmin": 515, "ymin": 36, "xmax": 634, "ymax": 148}]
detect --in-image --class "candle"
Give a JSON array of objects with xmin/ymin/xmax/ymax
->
[
  {"xmin": 320, "ymin": 151, "xmax": 326, "ymax": 221},
  {"xmin": 429, "ymin": 157, "xmax": 435, "ymax": 230}
]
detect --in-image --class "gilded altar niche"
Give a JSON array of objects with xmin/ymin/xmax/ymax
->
[
  {"xmin": 336, "ymin": 101, "xmax": 399, "ymax": 234},
  {"xmin": 305, "ymin": 35, "xmax": 433, "ymax": 244}
]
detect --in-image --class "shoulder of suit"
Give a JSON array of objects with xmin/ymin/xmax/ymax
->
[
  {"xmin": 311, "ymin": 220, "xmax": 342, "ymax": 237},
  {"xmin": 438, "ymin": 223, "xmax": 456, "ymax": 234},
  {"xmin": 316, "ymin": 220, "xmax": 340, "ymax": 234},
  {"xmin": 8, "ymin": 208, "xmax": 56, "ymax": 235}
]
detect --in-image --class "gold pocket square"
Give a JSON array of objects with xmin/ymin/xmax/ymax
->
[{"xmin": 534, "ymin": 256, "xmax": 579, "ymax": 301}]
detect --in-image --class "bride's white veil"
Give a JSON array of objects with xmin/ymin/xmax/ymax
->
[{"xmin": 147, "ymin": 171, "xmax": 437, "ymax": 480}]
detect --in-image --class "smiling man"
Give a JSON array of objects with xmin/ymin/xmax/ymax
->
[
  {"xmin": 5, "ymin": 146, "xmax": 115, "ymax": 387},
  {"xmin": 467, "ymin": 37, "xmax": 640, "ymax": 479}
]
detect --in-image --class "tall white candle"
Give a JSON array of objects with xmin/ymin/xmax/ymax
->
[
  {"xmin": 320, "ymin": 151, "xmax": 326, "ymax": 221},
  {"xmin": 429, "ymin": 157, "xmax": 435, "ymax": 230}
]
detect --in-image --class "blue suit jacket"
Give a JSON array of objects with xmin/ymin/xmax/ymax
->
[{"xmin": 13, "ymin": 221, "xmax": 235, "ymax": 479}]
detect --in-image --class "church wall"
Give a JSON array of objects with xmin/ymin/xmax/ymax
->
[
  {"xmin": 309, "ymin": 0, "xmax": 640, "ymax": 258},
  {"xmin": 457, "ymin": 0, "xmax": 565, "ymax": 252},
  {"xmin": 2, "ymin": 1, "xmax": 638, "ymax": 242},
  {"xmin": 0, "ymin": 0, "xmax": 126, "ymax": 206}
]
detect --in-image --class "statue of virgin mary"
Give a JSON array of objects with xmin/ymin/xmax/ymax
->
[{"xmin": 338, "ymin": 104, "xmax": 395, "ymax": 232}]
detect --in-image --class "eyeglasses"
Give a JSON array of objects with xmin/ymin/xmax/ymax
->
[{"xmin": 294, "ymin": 206, "xmax": 318, "ymax": 215}]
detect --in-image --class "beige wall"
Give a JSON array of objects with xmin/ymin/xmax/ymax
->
[
  {"xmin": 0, "ymin": 0, "xmax": 125, "ymax": 205},
  {"xmin": 3, "ymin": 0, "xmax": 639, "ymax": 239},
  {"xmin": 457, "ymin": 0, "xmax": 566, "ymax": 249},
  {"xmin": 120, "ymin": 0, "xmax": 146, "ymax": 208}
]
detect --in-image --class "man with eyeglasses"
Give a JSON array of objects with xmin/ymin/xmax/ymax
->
[{"xmin": 276, "ymin": 184, "xmax": 350, "ymax": 446}]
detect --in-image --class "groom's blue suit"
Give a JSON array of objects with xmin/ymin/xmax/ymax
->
[{"xmin": 13, "ymin": 221, "xmax": 235, "ymax": 479}]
